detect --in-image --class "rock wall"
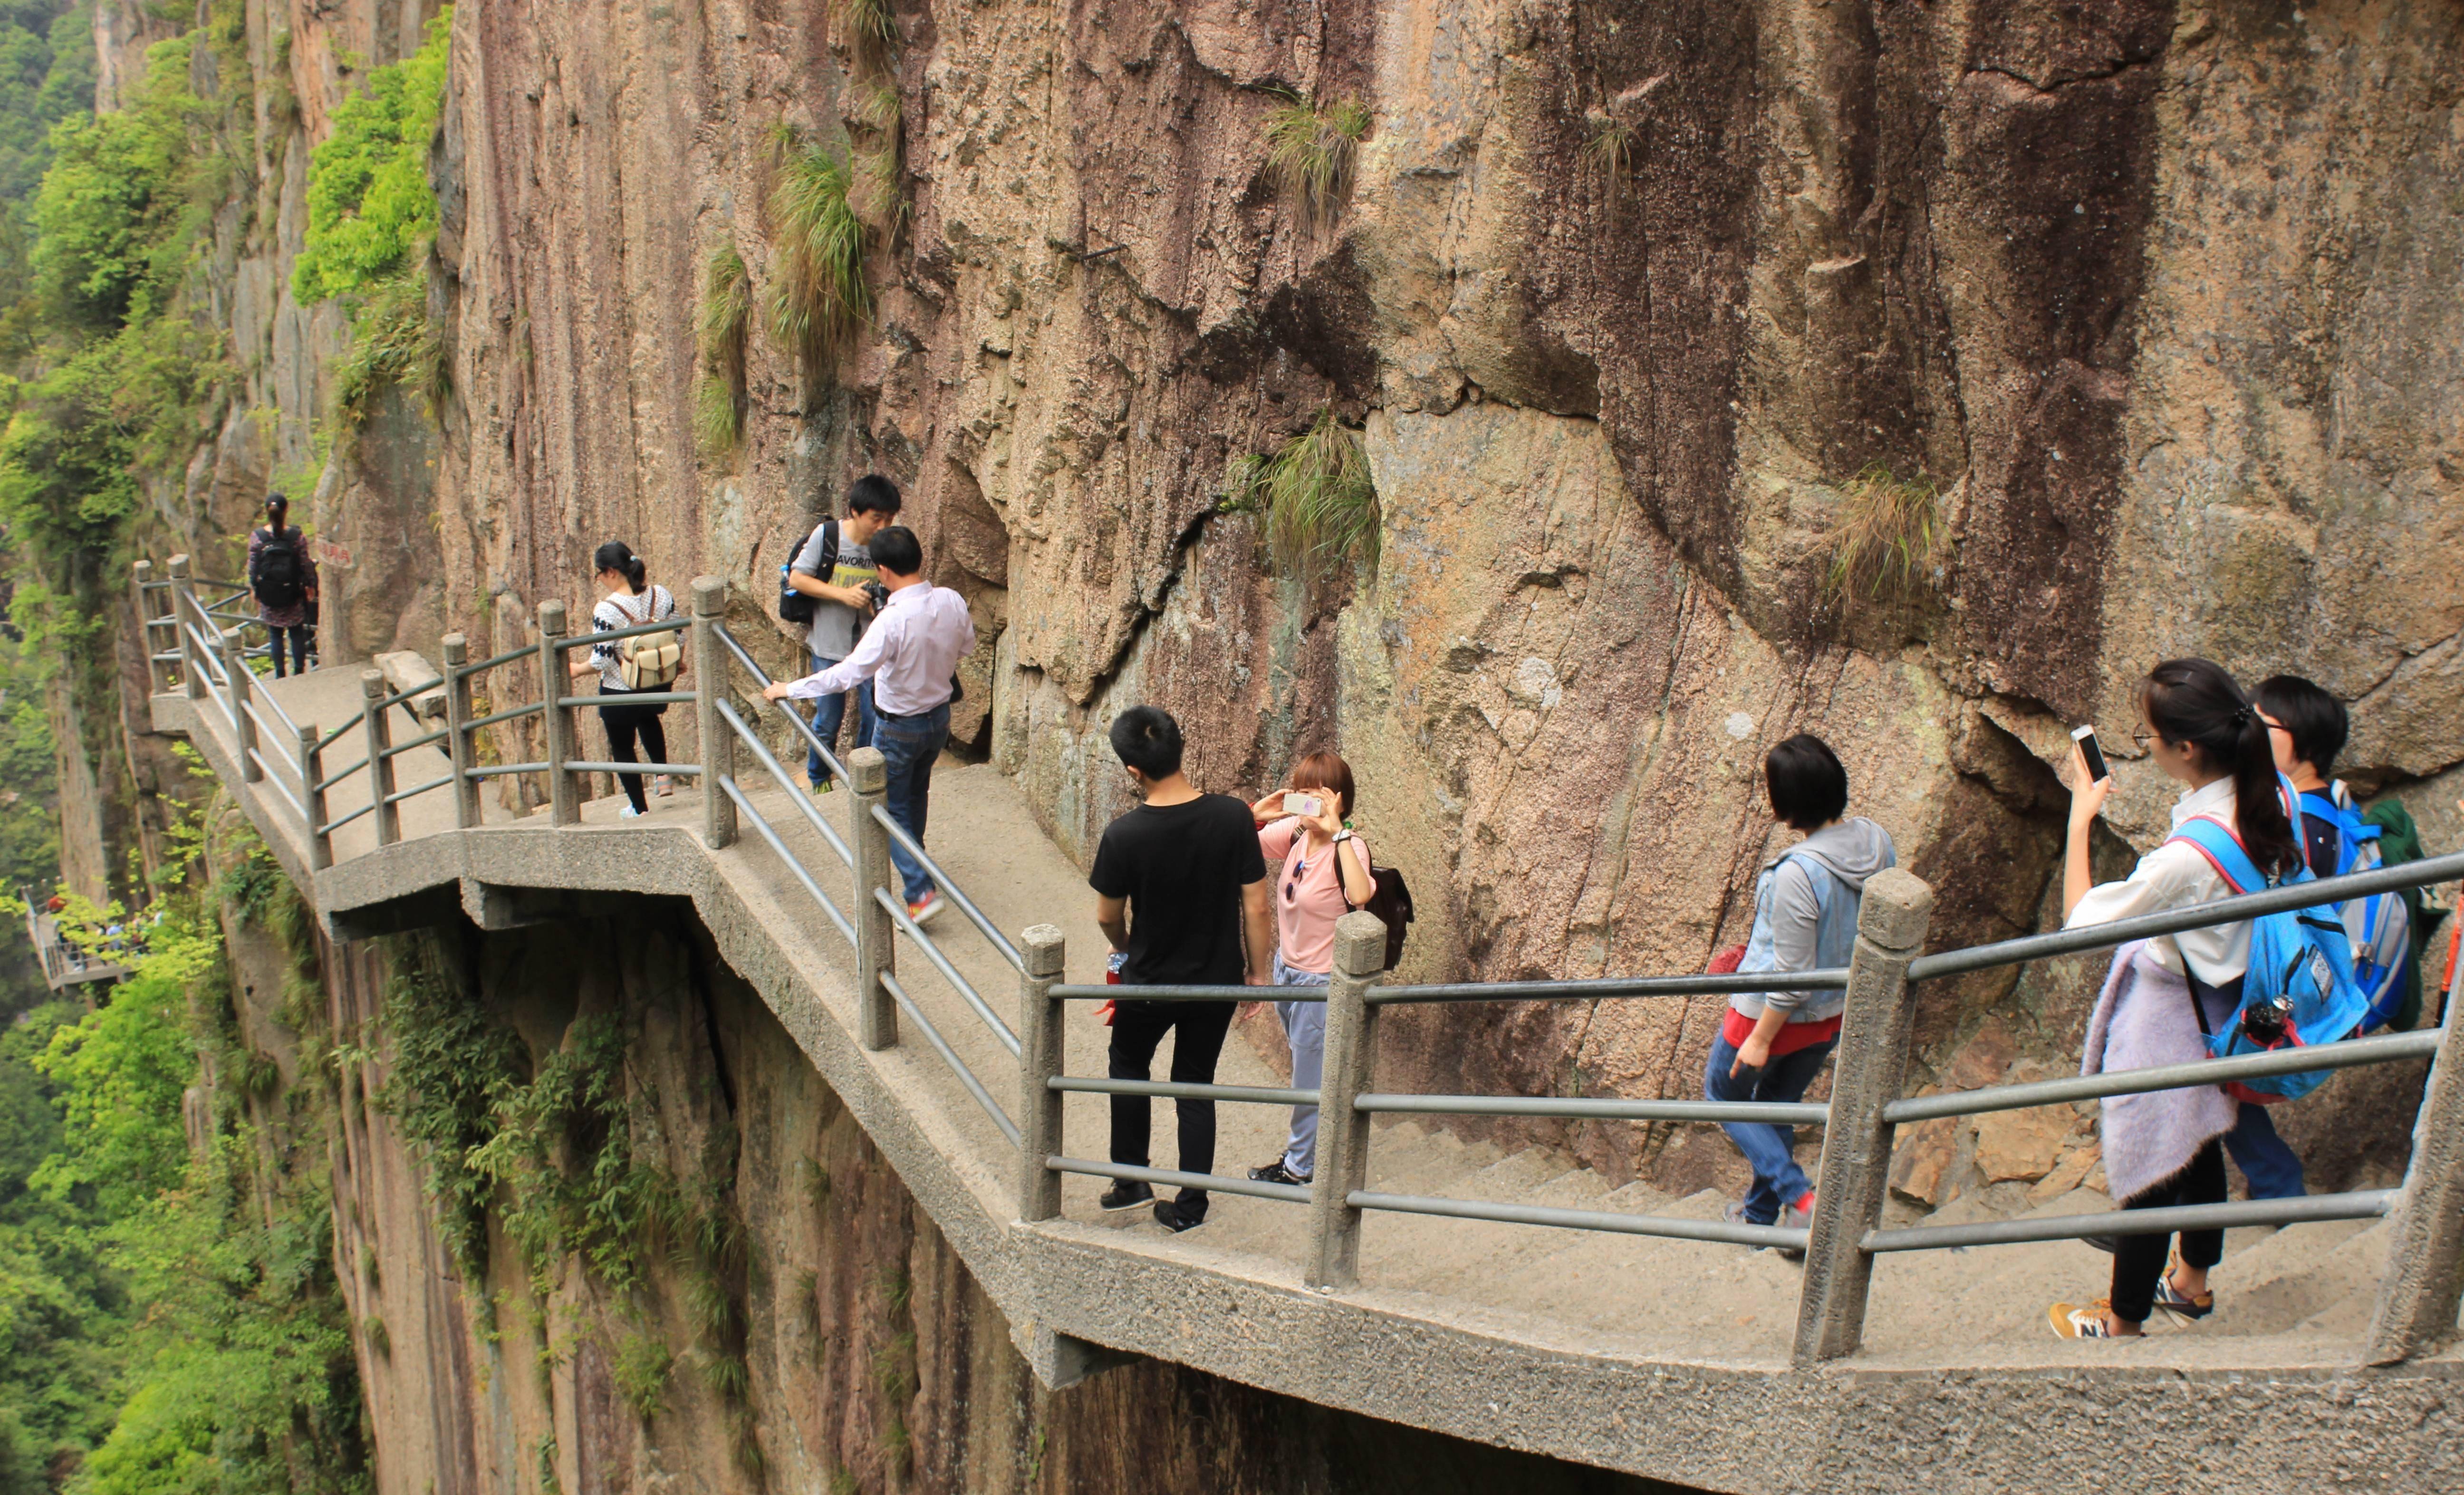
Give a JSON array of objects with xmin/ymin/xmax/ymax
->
[{"xmin": 165, "ymin": 0, "xmax": 2464, "ymax": 1200}]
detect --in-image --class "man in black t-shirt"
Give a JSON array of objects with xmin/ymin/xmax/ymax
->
[{"xmin": 1089, "ymin": 706, "xmax": 1271, "ymax": 1232}]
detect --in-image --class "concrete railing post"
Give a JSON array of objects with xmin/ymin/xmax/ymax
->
[
  {"xmin": 361, "ymin": 669, "xmax": 400, "ymax": 847},
  {"xmin": 2365, "ymin": 956, "xmax": 2464, "ymax": 1364},
  {"xmin": 1016, "ymin": 924, "xmax": 1068, "ymax": 1222},
  {"xmin": 223, "ymin": 630, "xmax": 259, "ymax": 780},
  {"xmin": 1307, "ymin": 911, "xmax": 1392, "ymax": 1292},
  {"xmin": 539, "ymin": 600, "xmax": 578, "ymax": 828},
  {"xmin": 691, "ymin": 577, "xmax": 734, "ymax": 850},
  {"xmin": 1791, "ymin": 866, "xmax": 1934, "ymax": 1367},
  {"xmin": 169, "ymin": 556, "xmax": 204, "ymax": 702},
  {"xmin": 132, "ymin": 561, "xmax": 161, "ymax": 694},
  {"xmin": 849, "ymin": 746, "xmax": 897, "ymax": 1050},
  {"xmin": 300, "ymin": 724, "xmax": 331, "ymax": 872},
  {"xmin": 441, "ymin": 634, "xmax": 479, "ymax": 830}
]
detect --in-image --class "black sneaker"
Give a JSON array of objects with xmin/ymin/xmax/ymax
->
[
  {"xmin": 1153, "ymin": 1196, "xmax": 1208, "ymax": 1233},
  {"xmin": 2082, "ymin": 1235, "xmax": 2119, "ymax": 1254},
  {"xmin": 1248, "ymin": 1160, "xmax": 1310, "ymax": 1187},
  {"xmin": 1098, "ymin": 1180, "xmax": 1154, "ymax": 1213}
]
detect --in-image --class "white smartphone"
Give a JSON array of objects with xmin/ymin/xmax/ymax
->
[
  {"xmin": 1282, "ymin": 791, "xmax": 1323, "ymax": 818},
  {"xmin": 2071, "ymin": 724, "xmax": 2110, "ymax": 783}
]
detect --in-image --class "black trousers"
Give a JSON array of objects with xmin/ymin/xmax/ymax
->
[
  {"xmin": 1107, "ymin": 999, "xmax": 1237, "ymax": 1205},
  {"xmin": 2110, "ymin": 1138, "xmax": 2227, "ymax": 1323},
  {"xmin": 268, "ymin": 625, "xmax": 311, "ymax": 676},
  {"xmin": 597, "ymin": 696, "xmax": 668, "ymax": 813}
]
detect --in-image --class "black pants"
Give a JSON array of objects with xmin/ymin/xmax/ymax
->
[
  {"xmin": 2110, "ymin": 1138, "xmax": 2228, "ymax": 1323},
  {"xmin": 597, "ymin": 696, "xmax": 668, "ymax": 813},
  {"xmin": 268, "ymin": 625, "xmax": 311, "ymax": 677},
  {"xmin": 1108, "ymin": 999, "xmax": 1237, "ymax": 1206}
]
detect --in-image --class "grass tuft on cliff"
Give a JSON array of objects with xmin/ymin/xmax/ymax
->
[
  {"xmin": 1583, "ymin": 113, "xmax": 1635, "ymax": 215},
  {"xmin": 1823, "ymin": 463, "xmax": 1944, "ymax": 608},
  {"xmin": 833, "ymin": 0, "xmax": 901, "ymax": 73},
  {"xmin": 1255, "ymin": 407, "xmax": 1381, "ymax": 579},
  {"xmin": 1265, "ymin": 91, "xmax": 1370, "ymax": 224},
  {"xmin": 334, "ymin": 266, "xmax": 447, "ymax": 428},
  {"xmin": 695, "ymin": 244, "xmax": 751, "ymax": 457},
  {"xmin": 762, "ymin": 128, "xmax": 871, "ymax": 384}
]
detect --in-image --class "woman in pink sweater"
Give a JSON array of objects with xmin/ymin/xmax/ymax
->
[{"xmin": 1243, "ymin": 752, "xmax": 1377, "ymax": 1186}]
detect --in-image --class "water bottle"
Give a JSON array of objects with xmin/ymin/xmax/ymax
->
[{"xmin": 1106, "ymin": 950, "xmax": 1126, "ymax": 985}]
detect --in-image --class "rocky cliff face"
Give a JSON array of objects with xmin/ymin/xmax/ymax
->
[{"xmin": 158, "ymin": 0, "xmax": 2460, "ymax": 1217}]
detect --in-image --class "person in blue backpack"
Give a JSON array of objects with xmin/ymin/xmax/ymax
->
[
  {"xmin": 1709, "ymin": 734, "xmax": 1896, "ymax": 1242},
  {"xmin": 2049, "ymin": 659, "xmax": 2357, "ymax": 1340}
]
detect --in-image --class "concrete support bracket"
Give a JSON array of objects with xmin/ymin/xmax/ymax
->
[
  {"xmin": 1307, "ymin": 912, "xmax": 1391, "ymax": 1292},
  {"xmin": 1792, "ymin": 866, "xmax": 1934, "ymax": 1367},
  {"xmin": 442, "ymin": 634, "xmax": 479, "ymax": 830},
  {"xmin": 692, "ymin": 577, "xmax": 734, "ymax": 850},
  {"xmin": 850, "ymin": 746, "xmax": 896, "ymax": 1049},
  {"xmin": 539, "ymin": 600, "xmax": 578, "ymax": 827},
  {"xmin": 1016, "ymin": 924, "xmax": 1067, "ymax": 1221},
  {"xmin": 2366, "ymin": 955, "xmax": 2464, "ymax": 1364},
  {"xmin": 362, "ymin": 669, "xmax": 400, "ymax": 847}
]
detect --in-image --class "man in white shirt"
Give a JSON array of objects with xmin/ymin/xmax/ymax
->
[{"xmin": 763, "ymin": 526, "xmax": 977, "ymax": 923}]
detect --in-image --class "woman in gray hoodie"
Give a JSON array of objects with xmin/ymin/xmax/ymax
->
[{"xmin": 1709, "ymin": 734, "xmax": 1897, "ymax": 1233}]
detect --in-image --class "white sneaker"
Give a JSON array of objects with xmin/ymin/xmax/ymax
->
[{"xmin": 618, "ymin": 804, "xmax": 646, "ymax": 819}]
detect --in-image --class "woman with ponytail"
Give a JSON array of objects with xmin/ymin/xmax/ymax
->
[
  {"xmin": 247, "ymin": 493, "xmax": 318, "ymax": 676},
  {"xmin": 568, "ymin": 541, "xmax": 678, "ymax": 817},
  {"xmin": 2048, "ymin": 658, "xmax": 2300, "ymax": 1341}
]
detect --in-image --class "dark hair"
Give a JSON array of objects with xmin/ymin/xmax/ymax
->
[
  {"xmin": 1289, "ymin": 751, "xmax": 1357, "ymax": 819},
  {"xmin": 1765, "ymin": 734, "xmax": 1848, "ymax": 831},
  {"xmin": 264, "ymin": 493, "xmax": 289, "ymax": 530},
  {"xmin": 592, "ymin": 540, "xmax": 647, "ymax": 591},
  {"xmin": 1109, "ymin": 706, "xmax": 1184, "ymax": 780},
  {"xmin": 2254, "ymin": 674, "xmax": 2347, "ymax": 778},
  {"xmin": 867, "ymin": 525, "xmax": 923, "ymax": 578},
  {"xmin": 2143, "ymin": 658, "xmax": 2299, "ymax": 877},
  {"xmin": 848, "ymin": 474, "xmax": 902, "ymax": 516}
]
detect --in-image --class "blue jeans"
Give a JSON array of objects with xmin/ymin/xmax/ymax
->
[
  {"xmin": 804, "ymin": 656, "xmax": 876, "ymax": 786},
  {"xmin": 872, "ymin": 702, "xmax": 947, "ymax": 905},
  {"xmin": 1705, "ymin": 1030, "xmax": 1837, "ymax": 1224},
  {"xmin": 1274, "ymin": 958, "xmax": 1331, "ymax": 1177},
  {"xmin": 2224, "ymin": 1100, "xmax": 2306, "ymax": 1200}
]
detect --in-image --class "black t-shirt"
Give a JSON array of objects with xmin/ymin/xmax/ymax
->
[
  {"xmin": 1088, "ymin": 794, "xmax": 1267, "ymax": 985},
  {"xmin": 2300, "ymin": 808, "xmax": 2341, "ymax": 881}
]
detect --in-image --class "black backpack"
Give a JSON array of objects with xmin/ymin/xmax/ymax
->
[
  {"xmin": 1345, "ymin": 858, "xmax": 1415, "ymax": 972},
  {"xmin": 251, "ymin": 527, "xmax": 304, "ymax": 609},
  {"xmin": 778, "ymin": 519, "xmax": 837, "ymax": 626}
]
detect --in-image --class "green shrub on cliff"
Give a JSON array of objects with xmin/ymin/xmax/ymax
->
[
  {"xmin": 1264, "ymin": 91, "xmax": 1369, "ymax": 225},
  {"xmin": 763, "ymin": 129, "xmax": 870, "ymax": 379},
  {"xmin": 694, "ymin": 243, "xmax": 750, "ymax": 457},
  {"xmin": 1822, "ymin": 462, "xmax": 1943, "ymax": 608},
  {"xmin": 1255, "ymin": 406, "xmax": 1380, "ymax": 579},
  {"xmin": 292, "ymin": 10, "xmax": 449, "ymax": 304}
]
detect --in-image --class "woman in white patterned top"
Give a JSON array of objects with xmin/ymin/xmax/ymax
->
[{"xmin": 566, "ymin": 540, "xmax": 677, "ymax": 816}]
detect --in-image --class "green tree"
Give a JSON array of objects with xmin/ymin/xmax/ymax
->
[{"xmin": 291, "ymin": 11, "xmax": 450, "ymax": 304}]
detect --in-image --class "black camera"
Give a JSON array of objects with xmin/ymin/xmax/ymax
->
[
  {"xmin": 861, "ymin": 580, "xmax": 890, "ymax": 610},
  {"xmin": 2240, "ymin": 993, "xmax": 2294, "ymax": 1047}
]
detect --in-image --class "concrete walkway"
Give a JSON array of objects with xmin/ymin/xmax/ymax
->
[{"xmin": 157, "ymin": 663, "xmax": 2464, "ymax": 1494}]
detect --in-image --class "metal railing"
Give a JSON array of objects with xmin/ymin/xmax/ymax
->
[{"xmin": 134, "ymin": 557, "xmax": 2464, "ymax": 1373}]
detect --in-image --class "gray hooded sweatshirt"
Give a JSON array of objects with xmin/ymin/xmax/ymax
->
[{"xmin": 1728, "ymin": 817, "xmax": 1897, "ymax": 1025}]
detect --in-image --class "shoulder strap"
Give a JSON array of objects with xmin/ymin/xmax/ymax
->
[
  {"xmin": 612, "ymin": 591, "xmax": 646, "ymax": 626},
  {"xmin": 2165, "ymin": 815, "xmax": 2265, "ymax": 896}
]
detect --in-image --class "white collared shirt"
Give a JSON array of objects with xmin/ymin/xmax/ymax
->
[
  {"xmin": 783, "ymin": 580, "xmax": 976, "ymax": 716},
  {"xmin": 2065, "ymin": 776, "xmax": 2252, "ymax": 984}
]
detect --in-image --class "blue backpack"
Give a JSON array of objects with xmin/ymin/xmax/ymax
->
[
  {"xmin": 2298, "ymin": 786, "xmax": 2414, "ymax": 1032},
  {"xmin": 2166, "ymin": 780, "xmax": 2368, "ymax": 1104}
]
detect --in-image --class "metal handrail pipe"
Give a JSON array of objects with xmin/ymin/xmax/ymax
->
[
  {"xmin": 1351, "ymin": 1190, "xmax": 1809, "ymax": 1251},
  {"xmin": 138, "ymin": 578, "xmax": 173, "ymax": 590},
  {"xmin": 150, "ymin": 650, "xmax": 183, "ymax": 664},
  {"xmin": 555, "ymin": 691, "xmax": 701, "ymax": 709},
  {"xmin": 248, "ymin": 689, "xmax": 301, "ymax": 742},
  {"xmin": 1906, "ymin": 850, "xmax": 2464, "ymax": 983},
  {"xmin": 882, "ymin": 970, "xmax": 1020, "ymax": 1147},
  {"xmin": 320, "ymin": 801, "xmax": 375, "ymax": 833},
  {"xmin": 316, "ymin": 718, "xmax": 358, "ymax": 755},
  {"xmin": 381, "ymin": 726, "xmax": 451, "ymax": 758},
  {"xmin": 1357, "ymin": 1093, "xmax": 1830, "ymax": 1126},
  {"xmin": 1369, "ymin": 969, "xmax": 1850, "ymax": 1005},
  {"xmin": 866, "ymin": 802, "xmax": 1026, "ymax": 973},
  {"xmin": 384, "ymin": 773, "xmax": 455, "ymax": 806},
  {"xmin": 1862, "ymin": 1189, "xmax": 2397, "ymax": 1254},
  {"xmin": 1051, "ymin": 983, "xmax": 1288, "ymax": 1002},
  {"xmin": 714, "ymin": 626, "xmax": 850, "ymax": 786},
  {"xmin": 560, "ymin": 761, "xmax": 705, "ymax": 777},
  {"xmin": 454, "ymin": 643, "xmax": 539, "ymax": 677},
  {"xmin": 313, "ymin": 755, "xmax": 370, "ymax": 793},
  {"xmin": 871, "ymin": 885, "xmax": 1020, "ymax": 1056},
  {"xmin": 182, "ymin": 622, "xmax": 230, "ymax": 685},
  {"xmin": 462, "ymin": 701, "xmax": 547, "ymax": 733},
  {"xmin": 1883, "ymin": 1028, "xmax": 2441, "ymax": 1125},
  {"xmin": 249, "ymin": 752, "xmax": 309, "ymax": 823},
  {"xmin": 714, "ymin": 777, "xmax": 857, "ymax": 946},
  {"xmin": 549, "ymin": 616, "xmax": 687, "ymax": 649},
  {"xmin": 715, "ymin": 699, "xmax": 854, "ymax": 868},
  {"xmin": 1047, "ymin": 1157, "xmax": 1309, "ymax": 1206},
  {"xmin": 1050, "ymin": 1076, "xmax": 1319, "ymax": 1107},
  {"xmin": 465, "ymin": 761, "xmax": 550, "ymax": 779}
]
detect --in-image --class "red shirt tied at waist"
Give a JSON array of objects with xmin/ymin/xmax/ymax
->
[{"xmin": 1709, "ymin": 941, "xmax": 1841, "ymax": 1060}]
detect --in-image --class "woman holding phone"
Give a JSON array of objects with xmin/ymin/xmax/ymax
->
[{"xmin": 1244, "ymin": 752, "xmax": 1377, "ymax": 1186}]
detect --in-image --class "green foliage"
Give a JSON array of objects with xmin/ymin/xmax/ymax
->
[
  {"xmin": 28, "ymin": 37, "xmax": 200, "ymax": 328},
  {"xmin": 330, "ymin": 267, "xmax": 444, "ymax": 428},
  {"xmin": 831, "ymin": 0, "xmax": 899, "ymax": 74},
  {"xmin": 693, "ymin": 244, "xmax": 749, "ymax": 458},
  {"xmin": 291, "ymin": 11, "xmax": 451, "ymax": 304},
  {"xmin": 762, "ymin": 129, "xmax": 869, "ymax": 380},
  {"xmin": 1822, "ymin": 462, "xmax": 1944, "ymax": 608},
  {"xmin": 0, "ymin": 6, "xmax": 98, "ymax": 211},
  {"xmin": 1264, "ymin": 91, "xmax": 1369, "ymax": 225},
  {"xmin": 374, "ymin": 948, "xmax": 522, "ymax": 1280},
  {"xmin": 1249, "ymin": 406, "xmax": 1380, "ymax": 579},
  {"xmin": 609, "ymin": 1331, "xmax": 671, "ymax": 1422}
]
